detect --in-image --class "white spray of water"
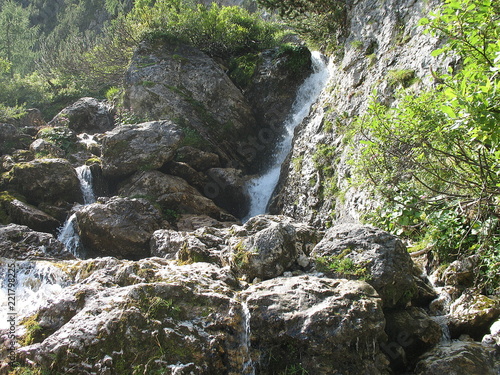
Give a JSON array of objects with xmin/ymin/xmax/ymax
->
[
  {"xmin": 57, "ymin": 165, "xmax": 95, "ymax": 257},
  {"xmin": 76, "ymin": 165, "xmax": 96, "ymax": 205},
  {"xmin": 241, "ymin": 301, "xmax": 255, "ymax": 375},
  {"xmin": 245, "ymin": 51, "xmax": 331, "ymax": 219},
  {"xmin": 0, "ymin": 261, "xmax": 70, "ymax": 330}
]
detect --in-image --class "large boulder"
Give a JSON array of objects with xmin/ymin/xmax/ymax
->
[
  {"xmin": 311, "ymin": 224, "xmax": 416, "ymax": 308},
  {"xmin": 2, "ymin": 158, "xmax": 82, "ymax": 206},
  {"xmin": 123, "ymin": 40, "xmax": 258, "ymax": 168},
  {"xmin": 48, "ymin": 97, "xmax": 115, "ymax": 134},
  {"xmin": 1, "ymin": 197, "xmax": 60, "ymax": 234},
  {"xmin": 0, "ymin": 224, "xmax": 73, "ymax": 260},
  {"xmin": 243, "ymin": 275, "xmax": 390, "ymax": 374},
  {"xmin": 174, "ymin": 146, "xmax": 221, "ymax": 171},
  {"xmin": 118, "ymin": 170, "xmax": 235, "ymax": 222},
  {"xmin": 414, "ymin": 341, "xmax": 498, "ymax": 375},
  {"xmin": 225, "ymin": 215, "xmax": 321, "ymax": 280},
  {"xmin": 448, "ymin": 291, "xmax": 500, "ymax": 340},
  {"xmin": 101, "ymin": 120, "xmax": 183, "ymax": 177},
  {"xmin": 15, "ymin": 259, "xmax": 254, "ymax": 375},
  {"xmin": 76, "ymin": 197, "xmax": 164, "ymax": 259}
]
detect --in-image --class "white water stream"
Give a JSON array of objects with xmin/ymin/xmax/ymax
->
[
  {"xmin": 241, "ymin": 301, "xmax": 255, "ymax": 375},
  {"xmin": 57, "ymin": 165, "xmax": 96, "ymax": 257},
  {"xmin": 245, "ymin": 51, "xmax": 331, "ymax": 220},
  {"xmin": 0, "ymin": 261, "xmax": 70, "ymax": 330}
]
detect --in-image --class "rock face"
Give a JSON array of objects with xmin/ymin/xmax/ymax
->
[
  {"xmin": 0, "ymin": 123, "xmax": 31, "ymax": 155},
  {"xmin": 15, "ymin": 259, "xmax": 248, "ymax": 375},
  {"xmin": 101, "ymin": 120, "xmax": 183, "ymax": 177},
  {"xmin": 2, "ymin": 158, "xmax": 82, "ymax": 206},
  {"xmin": 448, "ymin": 291, "xmax": 500, "ymax": 340},
  {"xmin": 48, "ymin": 97, "xmax": 115, "ymax": 134},
  {"xmin": 118, "ymin": 170, "xmax": 235, "ymax": 221},
  {"xmin": 414, "ymin": 341, "xmax": 498, "ymax": 375},
  {"xmin": 206, "ymin": 168, "xmax": 250, "ymax": 218},
  {"xmin": 124, "ymin": 40, "xmax": 258, "ymax": 168},
  {"xmin": 2, "ymin": 198, "xmax": 60, "ymax": 234},
  {"xmin": 0, "ymin": 224, "xmax": 73, "ymax": 260},
  {"xmin": 244, "ymin": 275, "xmax": 390, "ymax": 374},
  {"xmin": 76, "ymin": 197, "xmax": 164, "ymax": 259},
  {"xmin": 270, "ymin": 0, "xmax": 450, "ymax": 226},
  {"xmin": 311, "ymin": 224, "xmax": 416, "ymax": 308}
]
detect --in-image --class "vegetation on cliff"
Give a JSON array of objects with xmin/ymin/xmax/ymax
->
[{"xmin": 353, "ymin": 0, "xmax": 500, "ymax": 293}]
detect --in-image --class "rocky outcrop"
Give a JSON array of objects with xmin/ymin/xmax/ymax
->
[
  {"xmin": 448, "ymin": 291, "xmax": 500, "ymax": 340},
  {"xmin": 101, "ymin": 120, "xmax": 183, "ymax": 177},
  {"xmin": 1, "ymin": 198, "xmax": 60, "ymax": 234},
  {"xmin": 413, "ymin": 340, "xmax": 498, "ymax": 375},
  {"xmin": 2, "ymin": 158, "xmax": 82, "ymax": 207},
  {"xmin": 48, "ymin": 97, "xmax": 115, "ymax": 134},
  {"xmin": 76, "ymin": 197, "xmax": 164, "ymax": 259},
  {"xmin": 118, "ymin": 170, "xmax": 236, "ymax": 222},
  {"xmin": 271, "ymin": 0, "xmax": 450, "ymax": 226},
  {"xmin": 174, "ymin": 146, "xmax": 221, "ymax": 171},
  {"xmin": 243, "ymin": 275, "xmax": 390, "ymax": 374},
  {"xmin": 311, "ymin": 224, "xmax": 416, "ymax": 308},
  {"xmin": 124, "ymin": 40, "xmax": 258, "ymax": 168},
  {"xmin": 0, "ymin": 224, "xmax": 73, "ymax": 260}
]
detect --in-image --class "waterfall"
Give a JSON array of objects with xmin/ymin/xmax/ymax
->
[
  {"xmin": 245, "ymin": 51, "xmax": 331, "ymax": 219},
  {"xmin": 57, "ymin": 165, "xmax": 95, "ymax": 257},
  {"xmin": 76, "ymin": 165, "xmax": 96, "ymax": 205},
  {"xmin": 241, "ymin": 301, "xmax": 255, "ymax": 375},
  {"xmin": 0, "ymin": 261, "xmax": 70, "ymax": 330}
]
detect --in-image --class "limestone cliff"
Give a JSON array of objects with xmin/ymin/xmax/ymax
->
[{"xmin": 270, "ymin": 0, "xmax": 458, "ymax": 227}]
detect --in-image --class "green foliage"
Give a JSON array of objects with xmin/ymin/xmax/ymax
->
[
  {"xmin": 386, "ymin": 69, "xmax": 416, "ymax": 88},
  {"xmin": 353, "ymin": 0, "xmax": 500, "ymax": 293},
  {"xmin": 132, "ymin": 1, "xmax": 282, "ymax": 57},
  {"xmin": 315, "ymin": 251, "xmax": 371, "ymax": 280},
  {"xmin": 37, "ymin": 126, "xmax": 76, "ymax": 154},
  {"xmin": 0, "ymin": 0, "xmax": 39, "ymax": 76},
  {"xmin": 228, "ymin": 53, "xmax": 260, "ymax": 88},
  {"xmin": 276, "ymin": 43, "xmax": 311, "ymax": 74},
  {"xmin": 256, "ymin": 0, "xmax": 348, "ymax": 49}
]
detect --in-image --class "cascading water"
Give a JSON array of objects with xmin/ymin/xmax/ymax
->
[
  {"xmin": 245, "ymin": 51, "xmax": 331, "ymax": 220},
  {"xmin": 76, "ymin": 165, "xmax": 96, "ymax": 205},
  {"xmin": 241, "ymin": 301, "xmax": 255, "ymax": 375},
  {"xmin": 0, "ymin": 261, "xmax": 70, "ymax": 330},
  {"xmin": 57, "ymin": 165, "xmax": 96, "ymax": 257}
]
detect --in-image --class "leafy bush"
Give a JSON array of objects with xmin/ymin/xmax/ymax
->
[
  {"xmin": 132, "ymin": 0, "xmax": 282, "ymax": 57},
  {"xmin": 353, "ymin": 0, "xmax": 500, "ymax": 293}
]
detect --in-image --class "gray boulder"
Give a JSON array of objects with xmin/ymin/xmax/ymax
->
[
  {"xmin": 448, "ymin": 291, "xmax": 500, "ymax": 340},
  {"xmin": 3, "ymin": 158, "xmax": 82, "ymax": 206},
  {"xmin": 101, "ymin": 120, "xmax": 183, "ymax": 177},
  {"xmin": 243, "ymin": 275, "xmax": 390, "ymax": 374},
  {"xmin": 118, "ymin": 170, "xmax": 235, "ymax": 221},
  {"xmin": 175, "ymin": 146, "xmax": 221, "ymax": 171},
  {"xmin": 123, "ymin": 40, "xmax": 258, "ymax": 167},
  {"xmin": 414, "ymin": 340, "xmax": 498, "ymax": 375},
  {"xmin": 76, "ymin": 197, "xmax": 164, "ymax": 259},
  {"xmin": 312, "ymin": 224, "xmax": 416, "ymax": 308},
  {"xmin": 48, "ymin": 97, "xmax": 115, "ymax": 134},
  {"xmin": 0, "ymin": 224, "xmax": 73, "ymax": 260},
  {"xmin": 2, "ymin": 198, "xmax": 60, "ymax": 234},
  {"xmin": 16, "ymin": 259, "xmax": 250, "ymax": 374}
]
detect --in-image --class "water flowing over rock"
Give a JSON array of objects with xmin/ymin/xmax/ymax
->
[
  {"xmin": 243, "ymin": 275, "xmax": 390, "ymax": 374},
  {"xmin": 76, "ymin": 197, "xmax": 164, "ymax": 259},
  {"xmin": 48, "ymin": 97, "xmax": 116, "ymax": 134},
  {"xmin": 246, "ymin": 51, "xmax": 330, "ymax": 219},
  {"xmin": 311, "ymin": 224, "xmax": 416, "ymax": 308},
  {"xmin": 101, "ymin": 120, "xmax": 183, "ymax": 178}
]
